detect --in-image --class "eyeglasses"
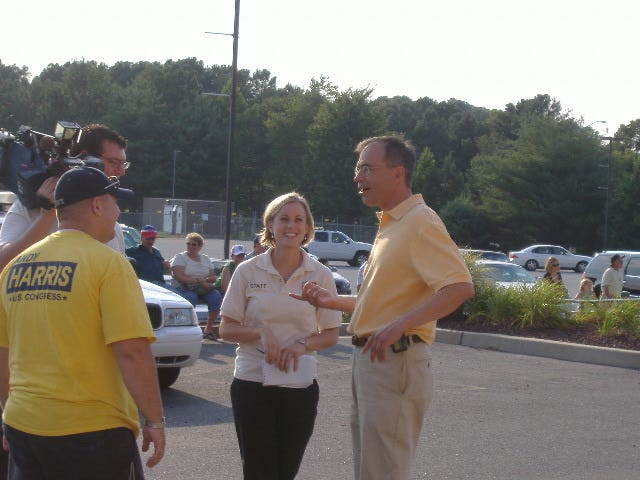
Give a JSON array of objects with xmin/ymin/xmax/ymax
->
[
  {"xmin": 354, "ymin": 164, "xmax": 398, "ymax": 178},
  {"xmin": 186, "ymin": 242, "xmax": 199, "ymax": 247},
  {"xmin": 551, "ymin": 263, "xmax": 560, "ymax": 267},
  {"xmin": 102, "ymin": 157, "xmax": 130, "ymax": 171}
]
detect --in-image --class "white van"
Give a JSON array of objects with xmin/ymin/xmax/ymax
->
[{"xmin": 583, "ymin": 251, "xmax": 640, "ymax": 296}]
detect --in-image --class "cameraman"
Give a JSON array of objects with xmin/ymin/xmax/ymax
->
[{"xmin": 0, "ymin": 124, "xmax": 129, "ymax": 270}]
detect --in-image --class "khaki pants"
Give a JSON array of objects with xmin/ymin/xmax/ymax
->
[{"xmin": 351, "ymin": 342, "xmax": 433, "ymax": 480}]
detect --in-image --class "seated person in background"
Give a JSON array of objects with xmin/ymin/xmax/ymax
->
[
  {"xmin": 244, "ymin": 236, "xmax": 267, "ymax": 260},
  {"xmin": 215, "ymin": 244, "xmax": 246, "ymax": 295},
  {"xmin": 171, "ymin": 232, "xmax": 222, "ymax": 341},
  {"xmin": 125, "ymin": 225, "xmax": 169, "ymax": 285}
]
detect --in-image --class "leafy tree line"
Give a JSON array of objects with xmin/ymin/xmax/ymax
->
[{"xmin": 1, "ymin": 58, "xmax": 639, "ymax": 254}]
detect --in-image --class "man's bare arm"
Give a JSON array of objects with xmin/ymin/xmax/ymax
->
[
  {"xmin": 111, "ymin": 338, "xmax": 165, "ymax": 468},
  {"xmin": 289, "ymin": 283, "xmax": 357, "ymax": 314},
  {"xmin": 0, "ymin": 177, "xmax": 58, "ymax": 270}
]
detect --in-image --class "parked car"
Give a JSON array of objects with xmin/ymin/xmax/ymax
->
[
  {"xmin": 460, "ymin": 248, "xmax": 509, "ymax": 262},
  {"xmin": 122, "ymin": 225, "xmax": 202, "ymax": 388},
  {"xmin": 508, "ymin": 245, "xmax": 592, "ymax": 272},
  {"xmin": 306, "ymin": 229, "xmax": 372, "ymax": 266},
  {"xmin": 583, "ymin": 251, "xmax": 640, "ymax": 296},
  {"xmin": 476, "ymin": 260, "xmax": 537, "ymax": 288}
]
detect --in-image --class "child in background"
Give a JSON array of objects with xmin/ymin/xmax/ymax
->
[{"xmin": 575, "ymin": 278, "xmax": 597, "ymax": 300}]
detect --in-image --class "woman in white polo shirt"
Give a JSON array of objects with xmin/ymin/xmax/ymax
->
[{"xmin": 219, "ymin": 192, "xmax": 341, "ymax": 480}]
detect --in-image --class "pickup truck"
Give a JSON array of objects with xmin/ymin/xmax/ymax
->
[{"xmin": 306, "ymin": 229, "xmax": 372, "ymax": 266}]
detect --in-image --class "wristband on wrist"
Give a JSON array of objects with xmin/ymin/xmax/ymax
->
[
  {"xmin": 143, "ymin": 416, "xmax": 166, "ymax": 429},
  {"xmin": 296, "ymin": 338, "xmax": 308, "ymax": 353}
]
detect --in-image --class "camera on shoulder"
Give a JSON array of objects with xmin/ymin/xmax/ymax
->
[{"xmin": 0, "ymin": 121, "xmax": 102, "ymax": 209}]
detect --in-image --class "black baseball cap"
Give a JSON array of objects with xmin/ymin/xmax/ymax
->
[
  {"xmin": 610, "ymin": 254, "xmax": 625, "ymax": 263},
  {"xmin": 54, "ymin": 166, "xmax": 134, "ymax": 209}
]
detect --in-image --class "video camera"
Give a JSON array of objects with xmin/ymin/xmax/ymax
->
[{"xmin": 0, "ymin": 121, "xmax": 103, "ymax": 209}]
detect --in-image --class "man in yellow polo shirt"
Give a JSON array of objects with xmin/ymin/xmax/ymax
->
[{"xmin": 293, "ymin": 135, "xmax": 474, "ymax": 480}]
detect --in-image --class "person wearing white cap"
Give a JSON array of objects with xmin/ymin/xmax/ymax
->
[{"xmin": 214, "ymin": 244, "xmax": 246, "ymax": 296}]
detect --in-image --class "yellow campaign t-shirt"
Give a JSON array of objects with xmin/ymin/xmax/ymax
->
[{"xmin": 0, "ymin": 229, "xmax": 154, "ymax": 437}]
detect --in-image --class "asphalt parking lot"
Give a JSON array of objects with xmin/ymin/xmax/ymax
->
[
  {"xmin": 142, "ymin": 337, "xmax": 640, "ymax": 480},
  {"xmin": 147, "ymin": 236, "xmax": 639, "ymax": 478}
]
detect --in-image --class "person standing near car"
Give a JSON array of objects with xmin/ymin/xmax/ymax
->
[
  {"xmin": 542, "ymin": 256, "xmax": 568, "ymax": 296},
  {"xmin": 126, "ymin": 224, "xmax": 170, "ymax": 285},
  {"xmin": 601, "ymin": 254, "xmax": 625, "ymax": 299},
  {"xmin": 292, "ymin": 135, "xmax": 474, "ymax": 480},
  {"xmin": 244, "ymin": 236, "xmax": 267, "ymax": 260},
  {"xmin": 0, "ymin": 167, "xmax": 165, "ymax": 478}
]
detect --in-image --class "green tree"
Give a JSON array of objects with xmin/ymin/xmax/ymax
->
[
  {"xmin": 305, "ymin": 87, "xmax": 387, "ymax": 222},
  {"xmin": 470, "ymin": 117, "xmax": 605, "ymax": 252}
]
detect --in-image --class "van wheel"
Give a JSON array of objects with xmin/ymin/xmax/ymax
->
[
  {"xmin": 575, "ymin": 261, "xmax": 588, "ymax": 273},
  {"xmin": 157, "ymin": 368, "xmax": 180, "ymax": 389}
]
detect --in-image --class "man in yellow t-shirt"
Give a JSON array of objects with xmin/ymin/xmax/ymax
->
[
  {"xmin": 0, "ymin": 167, "xmax": 165, "ymax": 479},
  {"xmin": 293, "ymin": 136, "xmax": 474, "ymax": 480}
]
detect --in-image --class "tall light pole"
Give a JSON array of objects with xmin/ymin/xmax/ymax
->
[
  {"xmin": 601, "ymin": 136, "xmax": 615, "ymax": 251},
  {"xmin": 206, "ymin": 0, "xmax": 240, "ymax": 259},
  {"xmin": 171, "ymin": 149, "xmax": 181, "ymax": 201}
]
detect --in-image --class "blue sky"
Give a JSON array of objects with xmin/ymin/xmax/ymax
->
[{"xmin": 2, "ymin": 0, "xmax": 637, "ymax": 134}]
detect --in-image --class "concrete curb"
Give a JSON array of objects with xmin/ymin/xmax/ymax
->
[{"xmin": 339, "ymin": 324, "xmax": 640, "ymax": 370}]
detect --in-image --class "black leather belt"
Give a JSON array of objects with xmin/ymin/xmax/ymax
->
[{"xmin": 351, "ymin": 334, "xmax": 424, "ymax": 347}]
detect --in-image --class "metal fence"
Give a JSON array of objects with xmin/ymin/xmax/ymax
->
[{"xmin": 119, "ymin": 211, "xmax": 378, "ymax": 244}]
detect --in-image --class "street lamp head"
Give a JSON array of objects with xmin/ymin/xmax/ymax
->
[{"xmin": 586, "ymin": 120, "xmax": 607, "ymax": 128}]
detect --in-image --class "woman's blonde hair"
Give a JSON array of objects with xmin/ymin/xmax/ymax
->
[
  {"xmin": 259, "ymin": 192, "xmax": 315, "ymax": 248},
  {"xmin": 579, "ymin": 278, "xmax": 594, "ymax": 290},
  {"xmin": 185, "ymin": 232, "xmax": 204, "ymax": 246},
  {"xmin": 545, "ymin": 256, "xmax": 559, "ymax": 273}
]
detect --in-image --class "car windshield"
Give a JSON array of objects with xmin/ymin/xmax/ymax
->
[
  {"xmin": 483, "ymin": 264, "xmax": 536, "ymax": 284},
  {"xmin": 461, "ymin": 249, "xmax": 508, "ymax": 262}
]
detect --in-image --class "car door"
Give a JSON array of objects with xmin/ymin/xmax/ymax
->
[
  {"xmin": 329, "ymin": 231, "xmax": 352, "ymax": 261},
  {"xmin": 551, "ymin": 246, "xmax": 571, "ymax": 269},
  {"xmin": 623, "ymin": 256, "xmax": 640, "ymax": 293},
  {"xmin": 531, "ymin": 246, "xmax": 550, "ymax": 268},
  {"xmin": 310, "ymin": 231, "xmax": 330, "ymax": 258}
]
